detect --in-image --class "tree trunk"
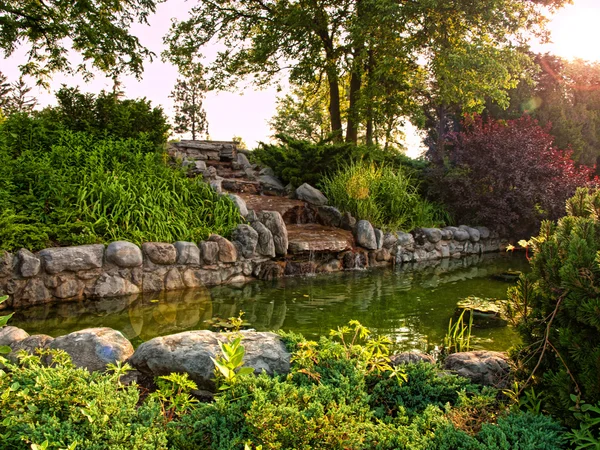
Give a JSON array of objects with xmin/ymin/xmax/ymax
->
[
  {"xmin": 346, "ymin": 69, "xmax": 361, "ymax": 144},
  {"xmin": 365, "ymin": 49, "xmax": 375, "ymax": 146},
  {"xmin": 192, "ymin": 93, "xmax": 197, "ymax": 141},
  {"xmin": 327, "ymin": 72, "xmax": 343, "ymax": 142}
]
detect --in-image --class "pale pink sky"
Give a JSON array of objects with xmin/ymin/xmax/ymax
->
[{"xmin": 1, "ymin": 0, "xmax": 599, "ymax": 154}]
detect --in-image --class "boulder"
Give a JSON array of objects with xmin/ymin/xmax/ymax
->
[
  {"xmin": 382, "ymin": 232, "xmax": 398, "ymax": 249},
  {"xmin": 459, "ymin": 225, "xmax": 481, "ymax": 242},
  {"xmin": 296, "ymin": 183, "xmax": 328, "ymax": 206},
  {"xmin": 14, "ymin": 278, "xmax": 52, "ymax": 307},
  {"xmin": 228, "ymin": 194, "xmax": 249, "ymax": 217},
  {"xmin": 142, "ymin": 243, "xmax": 177, "ymax": 265},
  {"xmin": 374, "ymin": 228, "xmax": 384, "ymax": 250},
  {"xmin": 106, "ymin": 241, "xmax": 143, "ymax": 268},
  {"xmin": 237, "ymin": 153, "xmax": 252, "ymax": 169},
  {"xmin": 17, "ymin": 249, "xmax": 41, "ymax": 278},
  {"xmin": 440, "ymin": 228, "xmax": 455, "ymax": 240},
  {"xmin": 50, "ymin": 328, "xmax": 134, "ymax": 372},
  {"xmin": 232, "ymin": 224, "xmax": 259, "ymax": 258},
  {"xmin": 340, "ymin": 212, "xmax": 357, "ymax": 231},
  {"xmin": 9, "ymin": 334, "xmax": 54, "ymax": 360},
  {"xmin": 453, "ymin": 229, "xmax": 470, "ymax": 242},
  {"xmin": 259, "ymin": 167, "xmax": 276, "ymax": 177},
  {"xmin": 317, "ymin": 206, "xmax": 342, "ymax": 228},
  {"xmin": 164, "ymin": 268, "xmax": 185, "ymax": 291},
  {"xmin": 390, "ymin": 351, "xmax": 435, "ymax": 366},
  {"xmin": 54, "ymin": 277, "xmax": 84, "ymax": 299},
  {"xmin": 39, "ymin": 245, "xmax": 104, "ymax": 274},
  {"xmin": 396, "ymin": 232, "xmax": 415, "ymax": 247},
  {"xmin": 355, "ymin": 220, "xmax": 377, "ymax": 250},
  {"xmin": 183, "ymin": 269, "xmax": 222, "ymax": 286},
  {"xmin": 208, "ymin": 235, "xmax": 238, "ymax": 263},
  {"xmin": 129, "ymin": 330, "xmax": 290, "ymax": 391},
  {"xmin": 474, "ymin": 226, "xmax": 491, "ymax": 240},
  {"xmin": 93, "ymin": 274, "xmax": 140, "ymax": 298},
  {"xmin": 259, "ymin": 175, "xmax": 285, "ymax": 194},
  {"xmin": 258, "ymin": 211, "xmax": 288, "ymax": 256},
  {"xmin": 194, "ymin": 160, "xmax": 207, "ymax": 171},
  {"xmin": 0, "ymin": 326, "xmax": 29, "ymax": 347},
  {"xmin": 0, "ymin": 251, "xmax": 13, "ymax": 277},
  {"xmin": 423, "ymin": 228, "xmax": 443, "ymax": 244},
  {"xmin": 200, "ymin": 241, "xmax": 219, "ymax": 265},
  {"xmin": 444, "ymin": 351, "xmax": 511, "ymax": 388},
  {"xmin": 250, "ymin": 221, "xmax": 276, "ymax": 258},
  {"xmin": 174, "ymin": 241, "xmax": 201, "ymax": 265}
]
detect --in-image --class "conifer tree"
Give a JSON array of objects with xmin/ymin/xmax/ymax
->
[{"xmin": 170, "ymin": 71, "xmax": 208, "ymax": 141}]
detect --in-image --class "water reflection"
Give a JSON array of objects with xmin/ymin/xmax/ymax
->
[{"xmin": 11, "ymin": 253, "xmax": 528, "ymax": 351}]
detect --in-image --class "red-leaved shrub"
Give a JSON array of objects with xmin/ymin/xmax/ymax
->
[{"xmin": 427, "ymin": 115, "xmax": 597, "ymax": 238}]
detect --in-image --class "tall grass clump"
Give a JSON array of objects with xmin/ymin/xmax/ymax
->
[
  {"xmin": 320, "ymin": 160, "xmax": 450, "ymax": 231},
  {"xmin": 0, "ymin": 119, "xmax": 242, "ymax": 251}
]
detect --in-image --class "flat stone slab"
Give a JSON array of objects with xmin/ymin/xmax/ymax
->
[{"xmin": 287, "ymin": 224, "xmax": 354, "ymax": 254}]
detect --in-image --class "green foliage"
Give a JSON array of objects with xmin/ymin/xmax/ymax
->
[
  {"xmin": 0, "ymin": 294, "xmax": 12, "ymax": 354},
  {"xmin": 0, "ymin": 116, "xmax": 241, "ymax": 251},
  {"xmin": 442, "ymin": 309, "xmax": 473, "ymax": 356},
  {"xmin": 152, "ymin": 373, "xmax": 199, "ymax": 423},
  {"xmin": 0, "ymin": 350, "xmax": 168, "ymax": 449},
  {"xmin": 170, "ymin": 71, "xmax": 209, "ymax": 141},
  {"xmin": 509, "ymin": 187, "xmax": 600, "ymax": 424},
  {"xmin": 211, "ymin": 336, "xmax": 255, "ymax": 391},
  {"xmin": 0, "ymin": 0, "xmax": 158, "ymax": 84},
  {"xmin": 252, "ymin": 135, "xmax": 427, "ymax": 189},
  {"xmin": 320, "ymin": 160, "xmax": 449, "ymax": 230},
  {"xmin": 566, "ymin": 396, "xmax": 600, "ymax": 449},
  {"xmin": 41, "ymin": 87, "xmax": 170, "ymax": 147}
]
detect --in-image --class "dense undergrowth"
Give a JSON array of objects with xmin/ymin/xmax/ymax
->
[
  {"xmin": 0, "ymin": 324, "xmax": 568, "ymax": 450},
  {"xmin": 0, "ymin": 95, "xmax": 242, "ymax": 252}
]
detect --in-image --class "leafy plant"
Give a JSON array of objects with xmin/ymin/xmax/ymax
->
[
  {"xmin": 153, "ymin": 373, "xmax": 199, "ymax": 423},
  {"xmin": 211, "ymin": 336, "xmax": 255, "ymax": 391},
  {"xmin": 0, "ymin": 294, "xmax": 13, "ymax": 354},
  {"xmin": 442, "ymin": 309, "xmax": 473, "ymax": 356},
  {"xmin": 566, "ymin": 395, "xmax": 600, "ymax": 449},
  {"xmin": 321, "ymin": 160, "xmax": 449, "ymax": 230}
]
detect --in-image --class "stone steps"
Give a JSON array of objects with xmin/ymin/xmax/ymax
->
[
  {"xmin": 239, "ymin": 194, "xmax": 316, "ymax": 225},
  {"xmin": 286, "ymin": 224, "xmax": 354, "ymax": 254}
]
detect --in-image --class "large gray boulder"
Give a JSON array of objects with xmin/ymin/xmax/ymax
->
[
  {"xmin": 174, "ymin": 241, "xmax": 201, "ymax": 265},
  {"xmin": 0, "ymin": 251, "xmax": 12, "ymax": 277},
  {"xmin": 396, "ymin": 231, "xmax": 415, "ymax": 247},
  {"xmin": 475, "ymin": 226, "xmax": 491, "ymax": 240},
  {"xmin": 382, "ymin": 232, "xmax": 398, "ymax": 249},
  {"xmin": 317, "ymin": 206, "xmax": 342, "ymax": 228},
  {"xmin": 17, "ymin": 249, "xmax": 41, "ymax": 278},
  {"xmin": 129, "ymin": 330, "xmax": 290, "ymax": 391},
  {"xmin": 232, "ymin": 224, "xmax": 259, "ymax": 258},
  {"xmin": 9, "ymin": 334, "xmax": 54, "ymax": 361},
  {"xmin": 259, "ymin": 175, "xmax": 285, "ymax": 194},
  {"xmin": 453, "ymin": 228, "xmax": 470, "ymax": 242},
  {"xmin": 200, "ymin": 241, "xmax": 219, "ymax": 265},
  {"xmin": 228, "ymin": 194, "xmax": 249, "ymax": 217},
  {"xmin": 250, "ymin": 221, "xmax": 276, "ymax": 258},
  {"xmin": 355, "ymin": 220, "xmax": 377, "ymax": 250},
  {"xmin": 39, "ymin": 245, "xmax": 104, "ymax": 274},
  {"xmin": 423, "ymin": 228, "xmax": 442, "ymax": 244},
  {"xmin": 258, "ymin": 211, "xmax": 288, "ymax": 256},
  {"xmin": 93, "ymin": 274, "xmax": 140, "ymax": 298},
  {"xmin": 142, "ymin": 242, "xmax": 177, "ymax": 265},
  {"xmin": 0, "ymin": 326, "xmax": 29, "ymax": 347},
  {"xmin": 237, "ymin": 153, "xmax": 252, "ymax": 169},
  {"xmin": 106, "ymin": 241, "xmax": 143, "ymax": 267},
  {"xmin": 296, "ymin": 183, "xmax": 328, "ymax": 206},
  {"xmin": 444, "ymin": 351, "xmax": 511, "ymax": 388},
  {"xmin": 391, "ymin": 351, "xmax": 435, "ymax": 366},
  {"xmin": 459, "ymin": 225, "xmax": 481, "ymax": 242},
  {"xmin": 49, "ymin": 327, "xmax": 134, "ymax": 372}
]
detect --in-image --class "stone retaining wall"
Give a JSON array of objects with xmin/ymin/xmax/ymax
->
[{"xmin": 0, "ymin": 213, "xmax": 507, "ymax": 310}]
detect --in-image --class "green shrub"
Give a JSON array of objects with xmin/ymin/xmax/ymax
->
[
  {"xmin": 0, "ymin": 350, "xmax": 168, "ymax": 450},
  {"xmin": 252, "ymin": 135, "xmax": 427, "ymax": 189},
  {"xmin": 320, "ymin": 160, "xmax": 450, "ymax": 230},
  {"xmin": 508, "ymin": 188, "xmax": 600, "ymax": 424},
  {"xmin": 0, "ymin": 127, "xmax": 242, "ymax": 251}
]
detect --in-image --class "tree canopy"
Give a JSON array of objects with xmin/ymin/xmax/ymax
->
[
  {"xmin": 164, "ymin": 0, "xmax": 571, "ymax": 145},
  {"xmin": 0, "ymin": 0, "xmax": 161, "ymax": 85}
]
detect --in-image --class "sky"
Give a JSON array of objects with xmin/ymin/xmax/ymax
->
[{"xmin": 2, "ymin": 0, "xmax": 600, "ymax": 156}]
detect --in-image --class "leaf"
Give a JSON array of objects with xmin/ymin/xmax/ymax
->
[
  {"xmin": 0, "ymin": 313, "xmax": 14, "ymax": 327},
  {"xmin": 0, "ymin": 345, "xmax": 11, "ymax": 355}
]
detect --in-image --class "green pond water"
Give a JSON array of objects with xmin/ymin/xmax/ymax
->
[{"xmin": 10, "ymin": 252, "xmax": 528, "ymax": 352}]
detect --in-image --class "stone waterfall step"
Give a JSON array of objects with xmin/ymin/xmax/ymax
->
[{"xmin": 287, "ymin": 224, "xmax": 354, "ymax": 254}]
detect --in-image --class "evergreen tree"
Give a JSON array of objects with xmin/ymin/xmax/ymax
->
[{"xmin": 170, "ymin": 72, "xmax": 208, "ymax": 141}]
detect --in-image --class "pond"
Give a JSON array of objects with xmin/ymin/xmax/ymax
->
[{"xmin": 10, "ymin": 252, "xmax": 528, "ymax": 352}]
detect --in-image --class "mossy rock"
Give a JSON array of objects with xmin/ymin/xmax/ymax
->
[
  {"xmin": 491, "ymin": 270, "xmax": 522, "ymax": 282},
  {"xmin": 456, "ymin": 296, "xmax": 508, "ymax": 328}
]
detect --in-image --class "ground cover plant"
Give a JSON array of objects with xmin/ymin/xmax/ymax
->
[
  {"xmin": 0, "ymin": 322, "xmax": 568, "ymax": 449},
  {"xmin": 0, "ymin": 109, "xmax": 242, "ymax": 252},
  {"xmin": 320, "ymin": 160, "xmax": 449, "ymax": 231}
]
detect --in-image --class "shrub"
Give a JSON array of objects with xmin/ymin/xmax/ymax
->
[
  {"xmin": 426, "ymin": 115, "xmax": 596, "ymax": 238},
  {"xmin": 508, "ymin": 188, "xmax": 600, "ymax": 423},
  {"xmin": 320, "ymin": 160, "xmax": 450, "ymax": 230},
  {"xmin": 0, "ymin": 350, "xmax": 168, "ymax": 449},
  {"xmin": 252, "ymin": 134, "xmax": 427, "ymax": 189},
  {"xmin": 0, "ymin": 126, "xmax": 242, "ymax": 251}
]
